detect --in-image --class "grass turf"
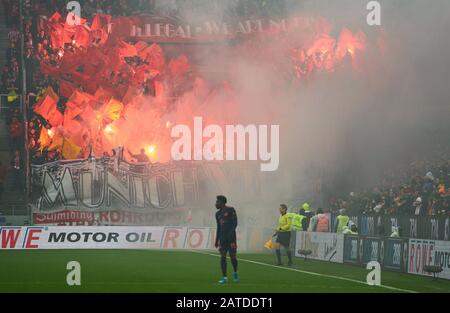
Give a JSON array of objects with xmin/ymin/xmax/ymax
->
[{"xmin": 0, "ymin": 249, "xmax": 449, "ymax": 293}]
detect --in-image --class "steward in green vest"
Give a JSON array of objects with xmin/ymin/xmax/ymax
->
[
  {"xmin": 301, "ymin": 202, "xmax": 313, "ymax": 228},
  {"xmin": 285, "ymin": 211, "xmax": 298, "ymax": 230},
  {"xmin": 335, "ymin": 209, "xmax": 349, "ymax": 233},
  {"xmin": 290, "ymin": 213, "xmax": 302, "ymax": 231},
  {"xmin": 7, "ymin": 87, "xmax": 18, "ymax": 102},
  {"xmin": 287, "ymin": 209, "xmax": 307, "ymax": 231},
  {"xmin": 296, "ymin": 209, "xmax": 308, "ymax": 231}
]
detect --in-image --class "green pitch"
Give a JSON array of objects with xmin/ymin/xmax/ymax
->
[{"xmin": 0, "ymin": 249, "xmax": 449, "ymax": 293}]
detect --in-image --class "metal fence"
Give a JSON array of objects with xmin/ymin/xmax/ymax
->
[
  {"xmin": 0, "ymin": 94, "xmax": 23, "ymax": 117},
  {"xmin": 330, "ymin": 213, "xmax": 450, "ymax": 241}
]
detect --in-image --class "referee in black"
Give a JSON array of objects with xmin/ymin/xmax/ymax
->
[{"xmin": 215, "ymin": 195, "xmax": 239, "ymax": 284}]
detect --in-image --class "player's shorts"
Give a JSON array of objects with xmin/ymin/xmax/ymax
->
[
  {"xmin": 276, "ymin": 231, "xmax": 291, "ymax": 247},
  {"xmin": 218, "ymin": 240, "xmax": 237, "ymax": 254}
]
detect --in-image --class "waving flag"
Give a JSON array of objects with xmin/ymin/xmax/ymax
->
[
  {"xmin": 62, "ymin": 138, "xmax": 82, "ymax": 159},
  {"xmin": 33, "ymin": 87, "xmax": 63, "ymax": 127},
  {"xmin": 99, "ymin": 98, "xmax": 124, "ymax": 123}
]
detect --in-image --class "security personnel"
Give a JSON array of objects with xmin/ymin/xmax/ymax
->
[
  {"xmin": 287, "ymin": 207, "xmax": 305, "ymax": 231},
  {"xmin": 286, "ymin": 209, "xmax": 300, "ymax": 231},
  {"xmin": 274, "ymin": 204, "xmax": 293, "ymax": 266},
  {"xmin": 7, "ymin": 88, "xmax": 18, "ymax": 102},
  {"xmin": 302, "ymin": 202, "xmax": 314, "ymax": 228},
  {"xmin": 316, "ymin": 209, "xmax": 330, "ymax": 232},
  {"xmin": 296, "ymin": 208, "xmax": 308, "ymax": 231},
  {"xmin": 335, "ymin": 209, "xmax": 350, "ymax": 233},
  {"xmin": 290, "ymin": 214, "xmax": 301, "ymax": 231}
]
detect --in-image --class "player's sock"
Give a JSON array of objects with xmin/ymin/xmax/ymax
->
[
  {"xmin": 220, "ymin": 256, "xmax": 227, "ymax": 277},
  {"xmin": 231, "ymin": 257, "xmax": 238, "ymax": 273},
  {"xmin": 275, "ymin": 249, "xmax": 282, "ymax": 265},
  {"xmin": 287, "ymin": 250, "xmax": 293, "ymax": 265}
]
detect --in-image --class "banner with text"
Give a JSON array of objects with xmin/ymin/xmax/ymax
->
[
  {"xmin": 31, "ymin": 159, "xmax": 261, "ymax": 225},
  {"xmin": 408, "ymin": 238, "xmax": 450, "ymax": 280},
  {"xmin": 295, "ymin": 231, "xmax": 344, "ymax": 263},
  {"xmin": 0, "ymin": 226, "xmax": 217, "ymax": 250}
]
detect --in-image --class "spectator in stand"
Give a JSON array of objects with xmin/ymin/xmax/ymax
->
[
  {"xmin": 8, "ymin": 26, "xmax": 20, "ymax": 44},
  {"xmin": 10, "ymin": 150, "xmax": 23, "ymax": 192},
  {"xmin": 8, "ymin": 116, "xmax": 23, "ymax": 152},
  {"xmin": 127, "ymin": 148, "xmax": 149, "ymax": 163},
  {"xmin": 413, "ymin": 196, "xmax": 424, "ymax": 216}
]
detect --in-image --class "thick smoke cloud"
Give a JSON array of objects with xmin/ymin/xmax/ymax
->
[{"xmin": 152, "ymin": 0, "xmax": 450, "ymax": 227}]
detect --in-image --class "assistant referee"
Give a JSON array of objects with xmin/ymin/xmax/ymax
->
[{"xmin": 275, "ymin": 204, "xmax": 293, "ymax": 266}]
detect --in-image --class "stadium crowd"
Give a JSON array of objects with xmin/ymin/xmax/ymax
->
[{"xmin": 325, "ymin": 152, "xmax": 450, "ymax": 217}]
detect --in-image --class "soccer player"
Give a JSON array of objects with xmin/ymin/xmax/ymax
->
[
  {"xmin": 215, "ymin": 195, "xmax": 239, "ymax": 284},
  {"xmin": 275, "ymin": 204, "xmax": 293, "ymax": 266}
]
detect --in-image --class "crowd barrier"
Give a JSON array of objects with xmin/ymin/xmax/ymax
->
[
  {"xmin": 329, "ymin": 214, "xmax": 450, "ymax": 241},
  {"xmin": 293, "ymin": 231, "xmax": 450, "ymax": 280}
]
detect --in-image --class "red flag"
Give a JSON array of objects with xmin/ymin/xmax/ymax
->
[
  {"xmin": 40, "ymin": 61, "xmax": 60, "ymax": 77},
  {"xmin": 65, "ymin": 97, "xmax": 87, "ymax": 121},
  {"xmin": 109, "ymin": 16, "xmax": 135, "ymax": 39},
  {"xmin": 62, "ymin": 24, "xmax": 76, "ymax": 46},
  {"xmin": 74, "ymin": 25, "xmax": 91, "ymax": 47},
  {"xmin": 99, "ymin": 97, "xmax": 124, "ymax": 123},
  {"xmin": 91, "ymin": 14, "xmax": 112, "ymax": 31},
  {"xmin": 90, "ymin": 28, "xmax": 108, "ymax": 46},
  {"xmin": 59, "ymin": 80, "xmax": 76, "ymax": 98},
  {"xmin": 71, "ymin": 71, "xmax": 91, "ymax": 87},
  {"xmin": 138, "ymin": 43, "xmax": 165, "ymax": 71},
  {"xmin": 59, "ymin": 50, "xmax": 81, "ymax": 72},
  {"xmin": 68, "ymin": 89, "xmax": 96, "ymax": 106},
  {"xmin": 134, "ymin": 41, "xmax": 148, "ymax": 52},
  {"xmin": 116, "ymin": 39, "xmax": 137, "ymax": 58},
  {"xmin": 49, "ymin": 12, "xmax": 62, "ymax": 23},
  {"xmin": 62, "ymin": 23, "xmax": 90, "ymax": 47},
  {"xmin": 47, "ymin": 22, "xmax": 64, "ymax": 49},
  {"xmin": 94, "ymin": 87, "xmax": 113, "ymax": 102},
  {"xmin": 33, "ymin": 87, "xmax": 63, "ymax": 127},
  {"xmin": 62, "ymin": 115, "xmax": 83, "ymax": 145}
]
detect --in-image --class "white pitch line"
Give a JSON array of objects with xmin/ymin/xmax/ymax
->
[{"xmin": 191, "ymin": 250, "xmax": 418, "ymax": 293}]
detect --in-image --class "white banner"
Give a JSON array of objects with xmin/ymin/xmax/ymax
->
[
  {"xmin": 408, "ymin": 238, "xmax": 450, "ymax": 280},
  {"xmin": 0, "ymin": 226, "xmax": 217, "ymax": 250},
  {"xmin": 295, "ymin": 231, "xmax": 344, "ymax": 263}
]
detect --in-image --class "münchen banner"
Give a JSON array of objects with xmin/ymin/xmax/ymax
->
[{"xmin": 31, "ymin": 158, "xmax": 260, "ymax": 226}]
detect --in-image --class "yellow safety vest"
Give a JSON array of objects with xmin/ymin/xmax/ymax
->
[
  {"xmin": 336, "ymin": 215, "xmax": 349, "ymax": 233},
  {"xmin": 278, "ymin": 214, "xmax": 292, "ymax": 232},
  {"xmin": 7, "ymin": 90, "xmax": 18, "ymax": 102},
  {"xmin": 291, "ymin": 214, "xmax": 305, "ymax": 231}
]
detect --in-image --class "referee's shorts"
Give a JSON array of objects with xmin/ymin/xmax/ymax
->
[{"xmin": 276, "ymin": 231, "xmax": 291, "ymax": 247}]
